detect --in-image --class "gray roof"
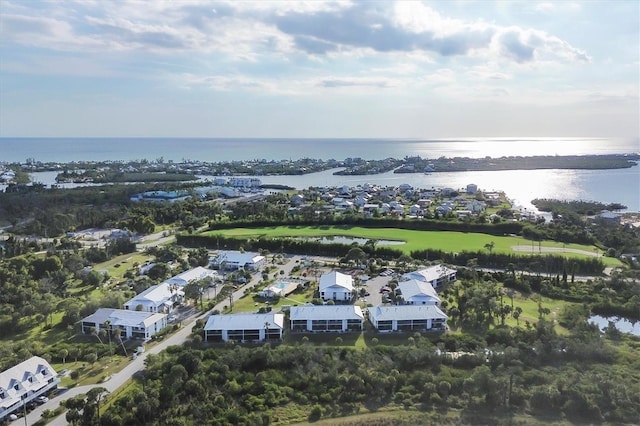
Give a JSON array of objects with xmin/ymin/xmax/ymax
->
[
  {"xmin": 204, "ymin": 313, "xmax": 285, "ymax": 331},
  {"xmin": 397, "ymin": 279, "xmax": 440, "ymax": 303},
  {"xmin": 82, "ymin": 308, "xmax": 166, "ymax": 328},
  {"xmin": 370, "ymin": 305, "xmax": 447, "ymax": 322},
  {"xmin": 290, "ymin": 305, "xmax": 364, "ymax": 321}
]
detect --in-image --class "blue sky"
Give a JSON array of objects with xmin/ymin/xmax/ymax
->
[{"xmin": 0, "ymin": 1, "xmax": 638, "ymax": 139}]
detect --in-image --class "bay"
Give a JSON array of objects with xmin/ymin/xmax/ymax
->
[{"xmin": 1, "ymin": 137, "xmax": 638, "ymax": 211}]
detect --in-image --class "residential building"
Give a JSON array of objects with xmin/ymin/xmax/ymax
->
[
  {"xmin": 466, "ymin": 183, "xmax": 478, "ymax": 194},
  {"xmin": 166, "ymin": 266, "xmax": 218, "ymax": 287},
  {"xmin": 0, "ymin": 356, "xmax": 60, "ymax": 421},
  {"xmin": 401, "ymin": 265, "xmax": 457, "ymax": 288},
  {"xmin": 124, "ymin": 282, "xmax": 183, "ymax": 313},
  {"xmin": 369, "ymin": 305, "xmax": 447, "ymax": 332},
  {"xmin": 81, "ymin": 308, "xmax": 168, "ymax": 340},
  {"xmin": 210, "ymin": 251, "xmax": 266, "ymax": 271},
  {"xmin": 203, "ymin": 313, "xmax": 285, "ymax": 343},
  {"xmin": 319, "ymin": 271, "xmax": 354, "ymax": 302},
  {"xmin": 290, "ymin": 305, "xmax": 364, "ymax": 332},
  {"xmin": 397, "ymin": 279, "xmax": 441, "ymax": 305}
]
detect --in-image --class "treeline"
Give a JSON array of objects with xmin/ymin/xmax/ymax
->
[
  {"xmin": 532, "ymin": 198, "xmax": 627, "ymax": 215},
  {"xmin": 98, "ymin": 325, "xmax": 640, "ymax": 425},
  {"xmin": 177, "ymin": 233, "xmax": 605, "ymax": 275}
]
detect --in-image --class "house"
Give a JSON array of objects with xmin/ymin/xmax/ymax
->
[
  {"xmin": 466, "ymin": 200, "xmax": 485, "ymax": 213},
  {"xmin": 319, "ymin": 271, "xmax": 354, "ymax": 302},
  {"xmin": 466, "ymin": 183, "xmax": 478, "ymax": 194},
  {"xmin": 401, "ymin": 265, "xmax": 457, "ymax": 288},
  {"xmin": 210, "ymin": 251, "xmax": 266, "ymax": 271},
  {"xmin": 229, "ymin": 177, "xmax": 261, "ymax": 188},
  {"xmin": 203, "ymin": 313, "xmax": 285, "ymax": 343},
  {"xmin": 124, "ymin": 282, "xmax": 183, "ymax": 313},
  {"xmin": 81, "ymin": 308, "xmax": 168, "ymax": 340},
  {"xmin": 369, "ymin": 305, "xmax": 447, "ymax": 332},
  {"xmin": 290, "ymin": 194, "xmax": 305, "ymax": 206},
  {"xmin": 290, "ymin": 305, "xmax": 364, "ymax": 332},
  {"xmin": 0, "ymin": 356, "xmax": 60, "ymax": 421},
  {"xmin": 397, "ymin": 279, "xmax": 441, "ymax": 305},
  {"xmin": 409, "ymin": 204, "xmax": 422, "ymax": 216},
  {"xmin": 166, "ymin": 266, "xmax": 218, "ymax": 287}
]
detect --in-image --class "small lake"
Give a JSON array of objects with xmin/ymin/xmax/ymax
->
[
  {"xmin": 294, "ymin": 236, "xmax": 405, "ymax": 246},
  {"xmin": 588, "ymin": 315, "xmax": 640, "ymax": 336}
]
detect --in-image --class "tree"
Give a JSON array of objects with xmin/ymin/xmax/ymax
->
[
  {"xmin": 59, "ymin": 348, "xmax": 69, "ymax": 365},
  {"xmin": 86, "ymin": 387, "xmax": 110, "ymax": 425},
  {"xmin": 84, "ymin": 352, "xmax": 98, "ymax": 365},
  {"xmin": 513, "ymin": 306, "xmax": 523, "ymax": 327},
  {"xmin": 484, "ymin": 241, "xmax": 495, "ymax": 254}
]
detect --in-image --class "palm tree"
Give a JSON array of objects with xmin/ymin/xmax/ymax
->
[{"xmin": 103, "ymin": 320, "xmax": 113, "ymax": 360}]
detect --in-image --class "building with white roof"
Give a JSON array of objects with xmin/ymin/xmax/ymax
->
[
  {"xmin": 166, "ymin": 266, "xmax": 218, "ymax": 287},
  {"xmin": 203, "ymin": 313, "xmax": 285, "ymax": 343},
  {"xmin": 81, "ymin": 308, "xmax": 168, "ymax": 340},
  {"xmin": 319, "ymin": 271, "xmax": 354, "ymax": 302},
  {"xmin": 123, "ymin": 282, "xmax": 183, "ymax": 313},
  {"xmin": 401, "ymin": 265, "xmax": 456, "ymax": 289},
  {"xmin": 290, "ymin": 305, "xmax": 364, "ymax": 332},
  {"xmin": 0, "ymin": 356, "xmax": 60, "ymax": 421},
  {"xmin": 369, "ymin": 305, "xmax": 447, "ymax": 332},
  {"xmin": 397, "ymin": 279, "xmax": 441, "ymax": 306},
  {"xmin": 210, "ymin": 251, "xmax": 266, "ymax": 271}
]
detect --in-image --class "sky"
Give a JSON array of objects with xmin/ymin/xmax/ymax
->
[{"xmin": 0, "ymin": 0, "xmax": 638, "ymax": 139}]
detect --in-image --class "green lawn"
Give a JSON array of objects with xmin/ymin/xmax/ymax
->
[{"xmin": 203, "ymin": 225, "xmax": 621, "ymax": 266}]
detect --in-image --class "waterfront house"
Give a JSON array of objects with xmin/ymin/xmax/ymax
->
[
  {"xmin": 81, "ymin": 308, "xmax": 168, "ymax": 340},
  {"xmin": 203, "ymin": 313, "xmax": 285, "ymax": 343},
  {"xmin": 290, "ymin": 305, "xmax": 364, "ymax": 332},
  {"xmin": 124, "ymin": 282, "xmax": 183, "ymax": 313},
  {"xmin": 319, "ymin": 271, "xmax": 354, "ymax": 302},
  {"xmin": 0, "ymin": 357, "xmax": 60, "ymax": 421},
  {"xmin": 369, "ymin": 305, "xmax": 447, "ymax": 332},
  {"xmin": 396, "ymin": 279, "xmax": 441, "ymax": 306},
  {"xmin": 401, "ymin": 265, "xmax": 457, "ymax": 289}
]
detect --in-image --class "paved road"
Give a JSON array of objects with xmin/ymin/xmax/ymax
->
[{"xmin": 12, "ymin": 255, "xmax": 300, "ymax": 426}]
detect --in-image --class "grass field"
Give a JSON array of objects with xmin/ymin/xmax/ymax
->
[{"xmin": 203, "ymin": 226, "xmax": 621, "ymax": 266}]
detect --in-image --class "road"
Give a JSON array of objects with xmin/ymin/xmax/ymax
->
[{"xmin": 13, "ymin": 255, "xmax": 301, "ymax": 426}]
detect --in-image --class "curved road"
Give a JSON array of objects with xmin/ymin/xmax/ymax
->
[{"xmin": 13, "ymin": 256, "xmax": 300, "ymax": 426}]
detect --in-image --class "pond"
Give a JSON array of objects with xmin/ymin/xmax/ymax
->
[
  {"xmin": 293, "ymin": 236, "xmax": 405, "ymax": 246},
  {"xmin": 588, "ymin": 315, "xmax": 640, "ymax": 336}
]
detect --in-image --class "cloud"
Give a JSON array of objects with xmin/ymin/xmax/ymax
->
[
  {"xmin": 317, "ymin": 77, "xmax": 398, "ymax": 88},
  {"xmin": 0, "ymin": 1, "xmax": 591, "ymax": 65}
]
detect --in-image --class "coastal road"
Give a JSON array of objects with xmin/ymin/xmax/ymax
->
[{"xmin": 13, "ymin": 255, "xmax": 300, "ymax": 426}]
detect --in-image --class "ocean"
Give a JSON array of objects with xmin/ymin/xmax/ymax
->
[{"xmin": 1, "ymin": 137, "xmax": 639, "ymax": 211}]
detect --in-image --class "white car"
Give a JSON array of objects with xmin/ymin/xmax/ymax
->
[
  {"xmin": 35, "ymin": 396, "xmax": 49, "ymax": 403},
  {"xmin": 9, "ymin": 414, "xmax": 18, "ymax": 421}
]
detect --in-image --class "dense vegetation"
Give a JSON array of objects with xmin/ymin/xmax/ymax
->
[{"xmin": 98, "ymin": 319, "xmax": 640, "ymax": 425}]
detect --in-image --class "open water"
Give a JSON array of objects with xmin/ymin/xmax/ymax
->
[{"xmin": 1, "ymin": 137, "xmax": 638, "ymax": 211}]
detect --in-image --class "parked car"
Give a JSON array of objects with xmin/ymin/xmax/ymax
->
[{"xmin": 35, "ymin": 396, "xmax": 49, "ymax": 403}]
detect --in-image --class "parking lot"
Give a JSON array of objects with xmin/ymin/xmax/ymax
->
[{"xmin": 359, "ymin": 273, "xmax": 394, "ymax": 306}]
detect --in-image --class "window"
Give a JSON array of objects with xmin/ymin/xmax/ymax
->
[
  {"xmin": 42, "ymin": 369, "xmax": 49, "ymax": 376},
  {"xmin": 0, "ymin": 390, "xmax": 5, "ymax": 399},
  {"xmin": 14, "ymin": 384, "xmax": 20, "ymax": 390}
]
